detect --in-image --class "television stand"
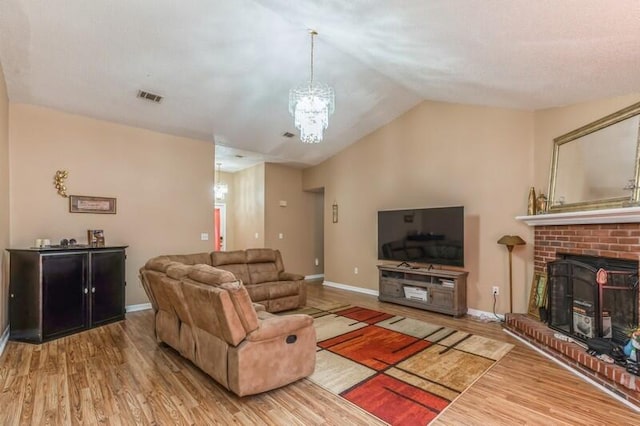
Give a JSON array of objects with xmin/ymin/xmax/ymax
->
[{"xmin": 377, "ymin": 264, "xmax": 468, "ymax": 317}]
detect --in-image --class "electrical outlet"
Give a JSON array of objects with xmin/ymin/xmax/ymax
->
[
  {"xmin": 354, "ymin": 267, "xmax": 359, "ymax": 274},
  {"xmin": 492, "ymin": 286, "xmax": 499, "ymax": 296}
]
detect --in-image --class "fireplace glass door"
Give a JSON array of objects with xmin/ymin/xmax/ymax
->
[
  {"xmin": 547, "ymin": 257, "xmax": 638, "ymax": 344},
  {"xmin": 547, "ymin": 260, "xmax": 599, "ymax": 341}
]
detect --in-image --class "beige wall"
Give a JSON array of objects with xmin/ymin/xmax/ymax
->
[
  {"xmin": 0, "ymin": 62, "xmax": 9, "ymax": 334},
  {"xmin": 9, "ymin": 104, "xmax": 215, "ymax": 306},
  {"xmin": 264, "ymin": 163, "xmax": 322, "ymax": 276},
  {"xmin": 231, "ymin": 163, "xmax": 265, "ymax": 250},
  {"xmin": 304, "ymin": 101, "xmax": 535, "ymax": 314}
]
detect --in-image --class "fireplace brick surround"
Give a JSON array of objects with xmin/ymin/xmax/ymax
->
[
  {"xmin": 506, "ymin": 217, "xmax": 640, "ymax": 408},
  {"xmin": 533, "ymin": 223, "xmax": 640, "ymax": 273}
]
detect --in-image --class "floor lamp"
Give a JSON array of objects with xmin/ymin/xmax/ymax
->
[{"xmin": 497, "ymin": 235, "xmax": 526, "ymax": 313}]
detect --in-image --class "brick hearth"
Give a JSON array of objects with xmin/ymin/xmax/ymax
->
[{"xmin": 505, "ymin": 314, "xmax": 640, "ymax": 407}]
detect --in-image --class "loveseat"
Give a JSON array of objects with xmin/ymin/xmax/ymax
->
[
  {"xmin": 139, "ymin": 257, "xmax": 316, "ymax": 396},
  {"xmin": 210, "ymin": 249, "xmax": 306, "ymax": 312}
]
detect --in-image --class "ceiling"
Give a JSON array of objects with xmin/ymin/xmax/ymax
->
[{"xmin": 1, "ymin": 1, "xmax": 639, "ymax": 172}]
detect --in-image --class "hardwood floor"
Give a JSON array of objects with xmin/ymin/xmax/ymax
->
[{"xmin": 1, "ymin": 282, "xmax": 639, "ymax": 425}]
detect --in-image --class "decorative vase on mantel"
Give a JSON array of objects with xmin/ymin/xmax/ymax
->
[
  {"xmin": 536, "ymin": 192, "xmax": 548, "ymax": 214},
  {"xmin": 527, "ymin": 187, "xmax": 537, "ymax": 215}
]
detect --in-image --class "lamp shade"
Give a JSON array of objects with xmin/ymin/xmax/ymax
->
[{"xmin": 497, "ymin": 235, "xmax": 526, "ymax": 247}]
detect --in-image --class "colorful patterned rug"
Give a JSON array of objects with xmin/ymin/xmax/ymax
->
[{"xmin": 287, "ymin": 304, "xmax": 513, "ymax": 425}]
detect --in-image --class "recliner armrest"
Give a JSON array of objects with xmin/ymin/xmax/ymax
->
[
  {"xmin": 279, "ymin": 271, "xmax": 305, "ymax": 281},
  {"xmin": 245, "ymin": 314, "xmax": 313, "ymax": 342}
]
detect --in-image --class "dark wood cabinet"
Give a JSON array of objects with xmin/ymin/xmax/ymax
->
[
  {"xmin": 378, "ymin": 265, "xmax": 468, "ymax": 317},
  {"xmin": 8, "ymin": 246, "xmax": 127, "ymax": 343}
]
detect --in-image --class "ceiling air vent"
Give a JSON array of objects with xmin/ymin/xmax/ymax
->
[
  {"xmin": 282, "ymin": 132, "xmax": 295, "ymax": 138},
  {"xmin": 137, "ymin": 90, "xmax": 163, "ymax": 103}
]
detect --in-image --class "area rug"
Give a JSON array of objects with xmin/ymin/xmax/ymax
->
[{"xmin": 287, "ymin": 304, "xmax": 513, "ymax": 425}]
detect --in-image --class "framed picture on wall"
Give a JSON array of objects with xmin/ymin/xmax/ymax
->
[
  {"xmin": 527, "ymin": 272, "xmax": 548, "ymax": 320},
  {"xmin": 69, "ymin": 195, "xmax": 117, "ymax": 214}
]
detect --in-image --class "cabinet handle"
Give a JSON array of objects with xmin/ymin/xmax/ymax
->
[
  {"xmin": 84, "ymin": 288, "xmax": 88, "ymax": 294},
  {"xmin": 92, "ymin": 287, "xmax": 96, "ymax": 294},
  {"xmin": 10, "ymin": 293, "xmax": 14, "ymax": 298}
]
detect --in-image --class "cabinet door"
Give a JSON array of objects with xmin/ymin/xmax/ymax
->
[
  {"xmin": 91, "ymin": 250, "xmax": 125, "ymax": 326},
  {"xmin": 42, "ymin": 253, "xmax": 88, "ymax": 338},
  {"xmin": 429, "ymin": 287, "xmax": 454, "ymax": 310},
  {"xmin": 380, "ymin": 279, "xmax": 404, "ymax": 298}
]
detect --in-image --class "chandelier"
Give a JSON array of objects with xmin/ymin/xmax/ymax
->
[
  {"xmin": 214, "ymin": 163, "xmax": 228, "ymax": 200},
  {"xmin": 288, "ymin": 30, "xmax": 335, "ymax": 144}
]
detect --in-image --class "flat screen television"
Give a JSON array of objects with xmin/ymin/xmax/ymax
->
[{"xmin": 377, "ymin": 206, "xmax": 464, "ymax": 267}]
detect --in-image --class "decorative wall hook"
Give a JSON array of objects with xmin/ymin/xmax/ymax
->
[
  {"xmin": 54, "ymin": 170, "xmax": 69, "ymax": 197},
  {"xmin": 332, "ymin": 201, "xmax": 338, "ymax": 223}
]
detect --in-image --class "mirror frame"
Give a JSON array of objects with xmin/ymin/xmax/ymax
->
[{"xmin": 548, "ymin": 101, "xmax": 640, "ymax": 213}]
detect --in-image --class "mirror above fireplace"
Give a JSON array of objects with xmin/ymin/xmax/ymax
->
[{"xmin": 548, "ymin": 101, "xmax": 640, "ymax": 213}]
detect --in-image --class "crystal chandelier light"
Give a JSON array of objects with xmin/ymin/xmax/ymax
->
[
  {"xmin": 214, "ymin": 162, "xmax": 228, "ymax": 200},
  {"xmin": 288, "ymin": 30, "xmax": 335, "ymax": 144}
]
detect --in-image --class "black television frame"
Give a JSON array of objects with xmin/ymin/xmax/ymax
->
[{"xmin": 377, "ymin": 206, "xmax": 464, "ymax": 267}]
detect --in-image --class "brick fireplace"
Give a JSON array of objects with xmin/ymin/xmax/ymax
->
[
  {"xmin": 533, "ymin": 222, "xmax": 640, "ymax": 321},
  {"xmin": 505, "ymin": 209, "xmax": 640, "ymax": 408}
]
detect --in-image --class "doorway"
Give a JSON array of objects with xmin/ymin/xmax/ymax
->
[{"xmin": 214, "ymin": 203, "xmax": 227, "ymax": 251}]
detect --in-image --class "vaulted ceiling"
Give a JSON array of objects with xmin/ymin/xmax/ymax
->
[{"xmin": 1, "ymin": 1, "xmax": 639, "ymax": 171}]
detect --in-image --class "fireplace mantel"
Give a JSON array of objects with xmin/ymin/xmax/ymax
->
[{"xmin": 516, "ymin": 206, "xmax": 640, "ymax": 226}]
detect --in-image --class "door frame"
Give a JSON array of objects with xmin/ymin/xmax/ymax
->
[{"xmin": 215, "ymin": 203, "xmax": 227, "ymax": 251}]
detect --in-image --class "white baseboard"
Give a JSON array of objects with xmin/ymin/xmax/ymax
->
[
  {"xmin": 323, "ymin": 280, "xmax": 379, "ymax": 297},
  {"xmin": 503, "ymin": 328, "xmax": 640, "ymax": 413},
  {"xmin": 126, "ymin": 303, "xmax": 152, "ymax": 313},
  {"xmin": 467, "ymin": 308, "xmax": 504, "ymax": 322},
  {"xmin": 305, "ymin": 274, "xmax": 325, "ymax": 280},
  {"xmin": 0, "ymin": 326, "xmax": 9, "ymax": 357}
]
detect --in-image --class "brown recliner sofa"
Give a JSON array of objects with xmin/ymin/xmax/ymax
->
[
  {"xmin": 211, "ymin": 248, "xmax": 306, "ymax": 312},
  {"xmin": 139, "ymin": 256, "xmax": 316, "ymax": 396}
]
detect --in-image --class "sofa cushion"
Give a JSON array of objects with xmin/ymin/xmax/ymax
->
[
  {"xmin": 188, "ymin": 264, "xmax": 238, "ymax": 286},
  {"xmin": 145, "ymin": 253, "xmax": 211, "ymax": 272},
  {"xmin": 145, "ymin": 256, "xmax": 173, "ymax": 272},
  {"xmin": 220, "ymin": 281, "xmax": 259, "ymax": 334},
  {"xmin": 181, "ymin": 280, "xmax": 246, "ymax": 347},
  {"xmin": 279, "ymin": 271, "xmax": 304, "ymax": 281},
  {"xmin": 246, "ymin": 248, "xmax": 277, "ymax": 263},
  {"xmin": 268, "ymin": 281, "xmax": 301, "ymax": 299},
  {"xmin": 245, "ymin": 281, "xmax": 300, "ymax": 306},
  {"xmin": 211, "ymin": 250, "xmax": 247, "ymax": 266},
  {"xmin": 248, "ymin": 262, "xmax": 279, "ymax": 284},
  {"xmin": 215, "ymin": 263, "xmax": 251, "ymax": 285},
  {"xmin": 245, "ymin": 284, "xmax": 269, "ymax": 303},
  {"xmin": 166, "ymin": 263, "xmax": 193, "ymax": 279},
  {"xmin": 267, "ymin": 295, "xmax": 303, "ymax": 313},
  {"xmin": 167, "ymin": 253, "xmax": 212, "ymax": 266}
]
